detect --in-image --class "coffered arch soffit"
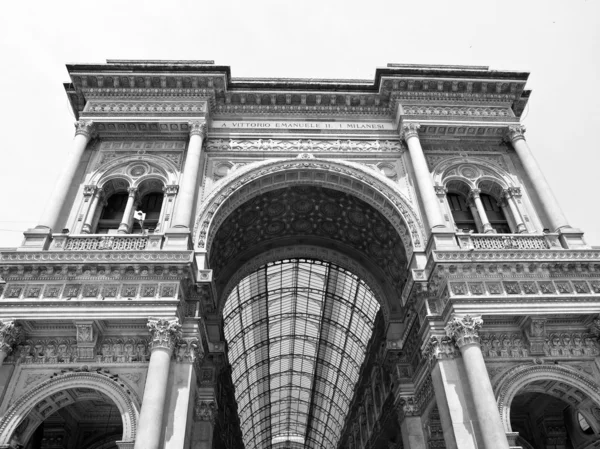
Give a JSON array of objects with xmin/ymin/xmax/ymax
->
[
  {"xmin": 193, "ymin": 157, "xmax": 426, "ymax": 259},
  {"xmin": 433, "ymin": 156, "xmax": 517, "ymax": 197},
  {"xmin": 90, "ymin": 154, "xmax": 179, "ymax": 189},
  {"xmin": 218, "ymin": 245, "xmax": 395, "ymax": 322},
  {"xmin": 494, "ymin": 364, "xmax": 600, "ymax": 433},
  {"xmin": 0, "ymin": 370, "xmax": 141, "ymax": 445}
]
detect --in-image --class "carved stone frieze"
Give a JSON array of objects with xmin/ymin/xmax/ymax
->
[
  {"xmin": 543, "ymin": 333, "xmax": 598, "ymax": 357},
  {"xmin": 480, "ymin": 333, "xmax": 529, "ymax": 358},
  {"xmin": 97, "ymin": 337, "xmax": 150, "ymax": 363},
  {"xmin": 14, "ymin": 339, "xmax": 77, "ymax": 364},
  {"xmin": 445, "ymin": 315, "xmax": 483, "ymax": 347},
  {"xmin": 206, "ymin": 138, "xmax": 404, "ymax": 153},
  {"xmin": 147, "ymin": 317, "xmax": 181, "ymax": 352}
]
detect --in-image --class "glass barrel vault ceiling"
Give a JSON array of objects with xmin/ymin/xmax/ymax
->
[{"xmin": 224, "ymin": 259, "xmax": 380, "ymax": 449}]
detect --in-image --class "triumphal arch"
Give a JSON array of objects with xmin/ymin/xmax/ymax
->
[{"xmin": 0, "ymin": 60, "xmax": 599, "ymax": 449}]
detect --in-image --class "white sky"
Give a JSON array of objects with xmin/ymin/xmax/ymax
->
[{"xmin": 0, "ymin": 0, "xmax": 598, "ymax": 247}]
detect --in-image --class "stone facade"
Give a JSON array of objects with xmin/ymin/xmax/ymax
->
[{"xmin": 0, "ymin": 60, "xmax": 598, "ymax": 449}]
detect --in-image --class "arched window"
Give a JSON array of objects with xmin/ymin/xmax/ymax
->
[
  {"xmin": 447, "ymin": 192, "xmax": 477, "ymax": 232},
  {"xmin": 480, "ymin": 193, "xmax": 511, "ymax": 233},
  {"xmin": 97, "ymin": 192, "xmax": 127, "ymax": 234}
]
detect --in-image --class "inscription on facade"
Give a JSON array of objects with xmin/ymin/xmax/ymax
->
[{"xmin": 211, "ymin": 120, "xmax": 395, "ymax": 131}]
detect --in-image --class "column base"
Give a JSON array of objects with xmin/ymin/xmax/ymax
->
[
  {"xmin": 163, "ymin": 227, "xmax": 192, "ymax": 250},
  {"xmin": 18, "ymin": 227, "xmax": 53, "ymax": 251},
  {"xmin": 558, "ymin": 227, "xmax": 589, "ymax": 249}
]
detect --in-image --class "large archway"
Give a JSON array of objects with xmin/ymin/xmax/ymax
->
[
  {"xmin": 495, "ymin": 364, "xmax": 600, "ymax": 448},
  {"xmin": 0, "ymin": 370, "xmax": 140, "ymax": 447}
]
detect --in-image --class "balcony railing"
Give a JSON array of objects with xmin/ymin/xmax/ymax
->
[
  {"xmin": 50, "ymin": 234, "xmax": 164, "ymax": 251},
  {"xmin": 456, "ymin": 233, "xmax": 561, "ymax": 250}
]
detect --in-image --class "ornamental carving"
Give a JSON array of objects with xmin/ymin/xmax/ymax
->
[
  {"xmin": 403, "ymin": 105, "xmax": 512, "ymax": 118},
  {"xmin": 175, "ymin": 338, "xmax": 204, "ymax": 364},
  {"xmin": 480, "ymin": 334, "xmax": 529, "ymax": 358},
  {"xmin": 147, "ymin": 317, "xmax": 182, "ymax": 352},
  {"xmin": 97, "ymin": 338, "xmax": 150, "ymax": 363},
  {"xmin": 543, "ymin": 333, "xmax": 598, "ymax": 357},
  {"xmin": 423, "ymin": 336, "xmax": 457, "ymax": 362},
  {"xmin": 194, "ymin": 398, "xmax": 217, "ymax": 423},
  {"xmin": 206, "ymin": 139, "xmax": 404, "ymax": 153},
  {"xmin": 0, "ymin": 319, "xmax": 21, "ymax": 354},
  {"xmin": 445, "ymin": 315, "xmax": 483, "ymax": 347},
  {"xmin": 14, "ymin": 339, "xmax": 76, "ymax": 364},
  {"xmin": 397, "ymin": 396, "xmax": 419, "ymax": 421}
]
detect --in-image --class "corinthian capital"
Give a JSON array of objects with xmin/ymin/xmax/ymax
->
[
  {"xmin": 445, "ymin": 314, "xmax": 483, "ymax": 347},
  {"xmin": 147, "ymin": 317, "xmax": 182, "ymax": 352},
  {"xmin": 0, "ymin": 319, "xmax": 22, "ymax": 354},
  {"xmin": 402, "ymin": 123, "xmax": 421, "ymax": 140},
  {"xmin": 423, "ymin": 335, "xmax": 457, "ymax": 362},
  {"xmin": 189, "ymin": 121, "xmax": 207, "ymax": 138},
  {"xmin": 75, "ymin": 120, "xmax": 96, "ymax": 139},
  {"xmin": 506, "ymin": 125, "xmax": 526, "ymax": 143}
]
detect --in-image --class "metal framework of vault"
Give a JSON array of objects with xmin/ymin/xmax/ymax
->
[{"xmin": 223, "ymin": 258, "xmax": 380, "ymax": 449}]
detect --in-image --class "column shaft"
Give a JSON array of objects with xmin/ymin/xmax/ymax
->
[
  {"xmin": 118, "ymin": 188, "xmax": 138, "ymax": 234},
  {"xmin": 82, "ymin": 189, "xmax": 102, "ymax": 234},
  {"xmin": 171, "ymin": 123, "xmax": 205, "ymax": 229},
  {"xmin": 37, "ymin": 121, "xmax": 95, "ymax": 232},
  {"xmin": 460, "ymin": 343, "xmax": 510, "ymax": 449},
  {"xmin": 505, "ymin": 192, "xmax": 527, "ymax": 233},
  {"xmin": 403, "ymin": 125, "xmax": 446, "ymax": 230},
  {"xmin": 508, "ymin": 127, "xmax": 569, "ymax": 231},
  {"xmin": 470, "ymin": 191, "xmax": 494, "ymax": 233},
  {"xmin": 400, "ymin": 416, "xmax": 427, "ymax": 449},
  {"xmin": 134, "ymin": 348, "xmax": 172, "ymax": 449}
]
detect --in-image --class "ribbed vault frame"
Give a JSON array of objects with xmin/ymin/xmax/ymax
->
[{"xmin": 223, "ymin": 259, "xmax": 380, "ymax": 449}]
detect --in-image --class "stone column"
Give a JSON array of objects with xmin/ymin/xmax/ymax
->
[
  {"xmin": 191, "ymin": 398, "xmax": 217, "ymax": 449},
  {"xmin": 397, "ymin": 397, "xmax": 426, "ymax": 449},
  {"xmin": 424, "ymin": 336, "xmax": 479, "ymax": 449},
  {"xmin": 503, "ymin": 188, "xmax": 527, "ymax": 233},
  {"xmin": 134, "ymin": 318, "xmax": 181, "ymax": 449},
  {"xmin": 171, "ymin": 121, "xmax": 206, "ymax": 229},
  {"xmin": 38, "ymin": 120, "xmax": 96, "ymax": 232},
  {"xmin": 118, "ymin": 188, "xmax": 138, "ymax": 234},
  {"xmin": 0, "ymin": 319, "xmax": 20, "ymax": 365},
  {"xmin": 82, "ymin": 187, "xmax": 104, "ymax": 234},
  {"xmin": 469, "ymin": 189, "xmax": 494, "ymax": 233},
  {"xmin": 402, "ymin": 124, "xmax": 446, "ymax": 230},
  {"xmin": 445, "ymin": 315, "xmax": 510, "ymax": 449},
  {"xmin": 507, "ymin": 125, "xmax": 569, "ymax": 231}
]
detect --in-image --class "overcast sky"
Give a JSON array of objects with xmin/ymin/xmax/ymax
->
[{"xmin": 0, "ymin": 0, "xmax": 598, "ymax": 247}]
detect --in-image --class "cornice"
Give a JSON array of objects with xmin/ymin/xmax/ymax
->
[
  {"xmin": 433, "ymin": 249, "xmax": 600, "ymax": 263},
  {"xmin": 0, "ymin": 250, "xmax": 194, "ymax": 264}
]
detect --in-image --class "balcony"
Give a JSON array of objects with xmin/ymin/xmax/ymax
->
[
  {"xmin": 49, "ymin": 234, "xmax": 164, "ymax": 251},
  {"xmin": 455, "ymin": 233, "xmax": 561, "ymax": 250}
]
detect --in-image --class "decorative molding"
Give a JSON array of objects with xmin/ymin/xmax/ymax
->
[
  {"xmin": 84, "ymin": 100, "xmax": 207, "ymax": 115},
  {"xmin": 206, "ymin": 139, "xmax": 404, "ymax": 153},
  {"xmin": 147, "ymin": 317, "xmax": 181, "ymax": 352},
  {"xmin": 480, "ymin": 333, "xmax": 529, "ymax": 358},
  {"xmin": 445, "ymin": 314, "xmax": 483, "ymax": 347},
  {"xmin": 402, "ymin": 105, "xmax": 513, "ymax": 118}
]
